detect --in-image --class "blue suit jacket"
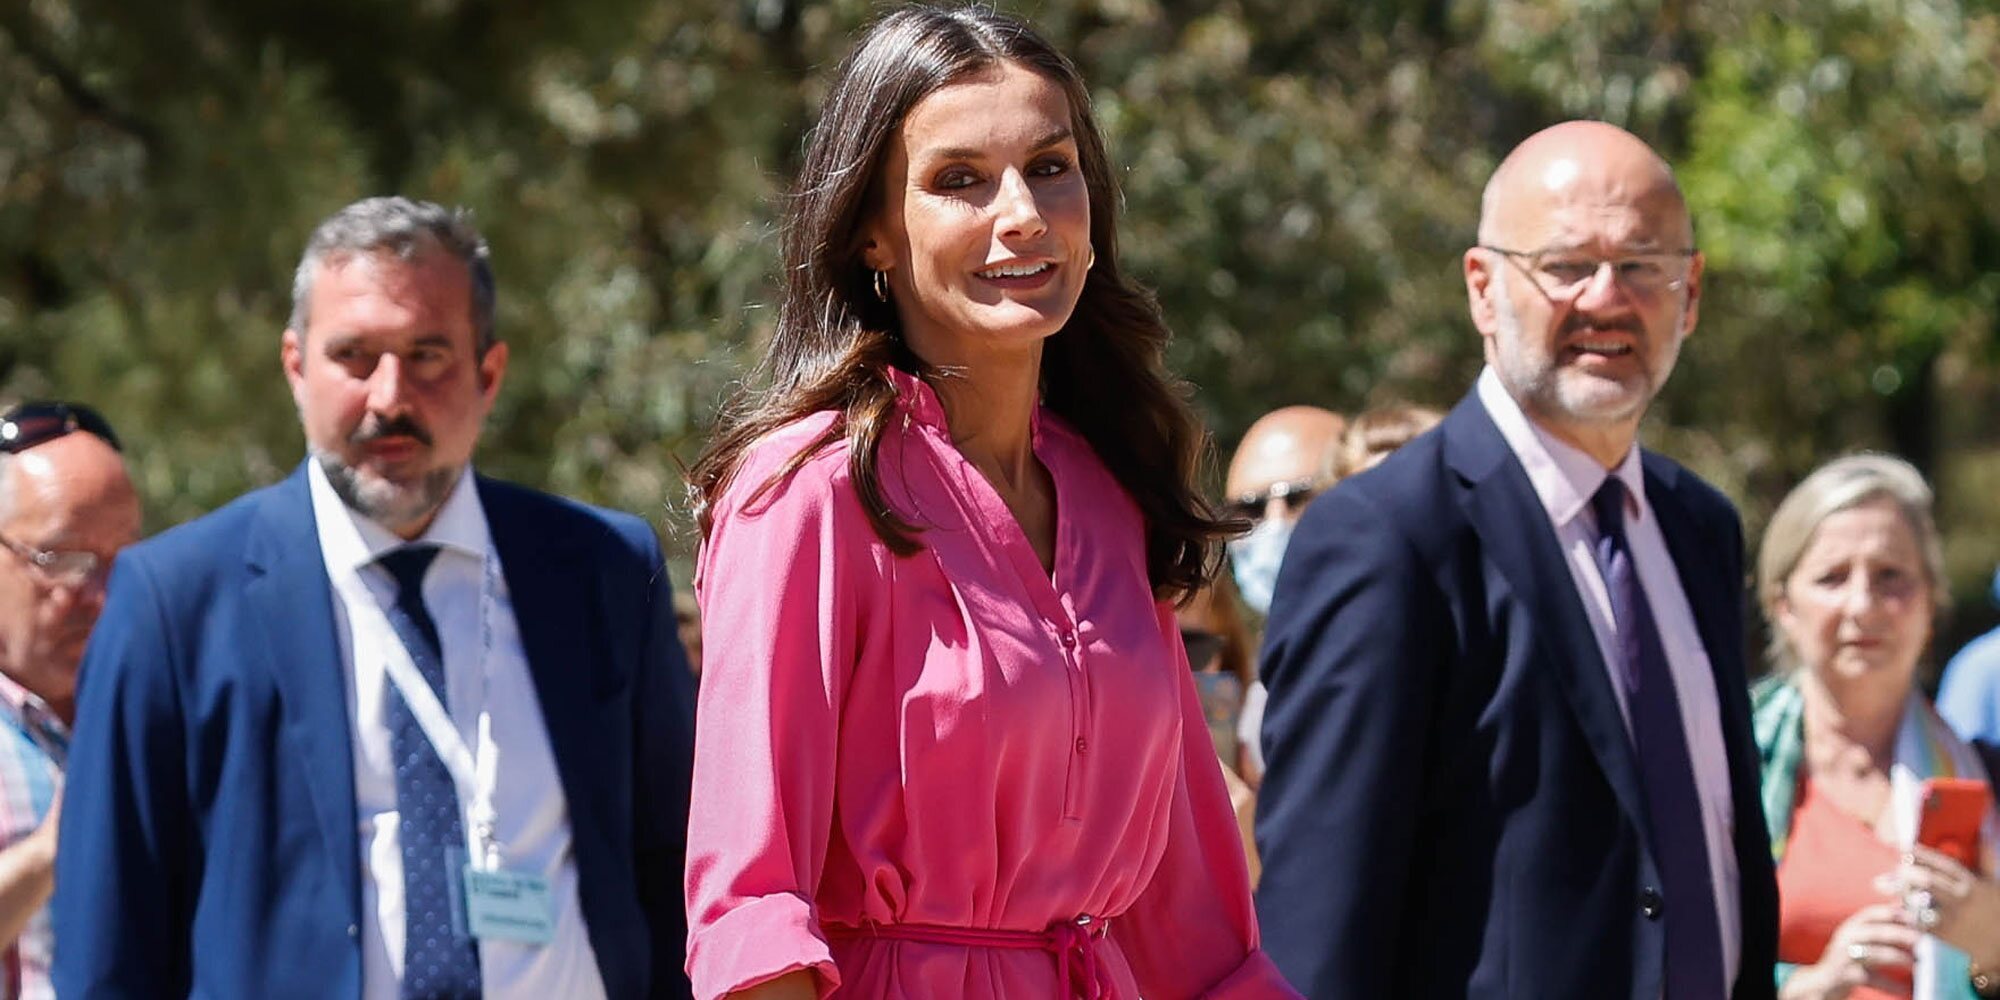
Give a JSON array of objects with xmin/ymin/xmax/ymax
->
[
  {"xmin": 53, "ymin": 465, "xmax": 696, "ymax": 999},
  {"xmin": 1254, "ymin": 395, "xmax": 1778, "ymax": 999}
]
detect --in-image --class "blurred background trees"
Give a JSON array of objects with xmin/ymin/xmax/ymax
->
[{"xmin": 7, "ymin": 0, "xmax": 2000, "ymax": 660}]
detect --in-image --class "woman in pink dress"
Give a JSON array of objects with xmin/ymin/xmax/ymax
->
[{"xmin": 682, "ymin": 7, "xmax": 1297, "ymax": 999}]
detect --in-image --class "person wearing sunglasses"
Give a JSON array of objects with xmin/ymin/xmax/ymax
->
[
  {"xmin": 1222, "ymin": 406, "xmax": 1346, "ymax": 620},
  {"xmin": 0, "ymin": 400, "xmax": 139, "ymax": 1000},
  {"xmin": 52, "ymin": 198, "xmax": 698, "ymax": 1000},
  {"xmin": 1220, "ymin": 406, "xmax": 1345, "ymax": 794}
]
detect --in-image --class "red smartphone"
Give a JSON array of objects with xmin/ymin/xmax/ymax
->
[{"xmin": 1916, "ymin": 777, "xmax": 1990, "ymax": 869}]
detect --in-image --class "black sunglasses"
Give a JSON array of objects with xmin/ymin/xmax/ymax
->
[
  {"xmin": 1220, "ymin": 477, "xmax": 1325, "ymax": 523},
  {"xmin": 0, "ymin": 402, "xmax": 122, "ymax": 454}
]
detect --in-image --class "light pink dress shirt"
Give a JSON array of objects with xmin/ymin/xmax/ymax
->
[
  {"xmin": 685, "ymin": 369, "xmax": 1294, "ymax": 1000},
  {"xmin": 1475, "ymin": 367, "xmax": 1742, "ymax": 985}
]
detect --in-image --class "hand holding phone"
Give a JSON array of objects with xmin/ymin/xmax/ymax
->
[{"xmin": 1916, "ymin": 777, "xmax": 1990, "ymax": 870}]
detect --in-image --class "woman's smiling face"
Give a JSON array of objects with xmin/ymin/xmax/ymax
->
[{"xmin": 861, "ymin": 61, "xmax": 1092, "ymax": 366}]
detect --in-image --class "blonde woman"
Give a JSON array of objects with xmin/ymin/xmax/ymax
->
[{"xmin": 1753, "ymin": 454, "xmax": 2000, "ymax": 999}]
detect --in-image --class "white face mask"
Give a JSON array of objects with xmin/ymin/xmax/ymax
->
[{"xmin": 1228, "ymin": 515, "xmax": 1296, "ymax": 617}]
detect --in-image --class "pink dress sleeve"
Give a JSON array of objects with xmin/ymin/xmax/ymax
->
[
  {"xmin": 1112, "ymin": 602, "xmax": 1302, "ymax": 1000},
  {"xmin": 684, "ymin": 435, "xmax": 876, "ymax": 1000}
]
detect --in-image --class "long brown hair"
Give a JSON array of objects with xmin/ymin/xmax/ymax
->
[{"xmin": 691, "ymin": 4, "xmax": 1231, "ymax": 600}]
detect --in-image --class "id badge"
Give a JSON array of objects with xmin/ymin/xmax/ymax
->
[{"xmin": 462, "ymin": 865, "xmax": 556, "ymax": 945}]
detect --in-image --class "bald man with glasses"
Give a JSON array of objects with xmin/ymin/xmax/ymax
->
[
  {"xmin": 1255, "ymin": 122, "xmax": 1779, "ymax": 998},
  {"xmin": 0, "ymin": 401, "xmax": 140, "ymax": 1000}
]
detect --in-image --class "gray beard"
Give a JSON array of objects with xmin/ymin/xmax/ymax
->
[
  {"xmin": 1490, "ymin": 271, "xmax": 1676, "ymax": 427},
  {"xmin": 312, "ymin": 448, "xmax": 461, "ymax": 533}
]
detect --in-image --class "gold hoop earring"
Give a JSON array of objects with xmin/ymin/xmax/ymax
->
[{"xmin": 872, "ymin": 269, "xmax": 891, "ymax": 302}]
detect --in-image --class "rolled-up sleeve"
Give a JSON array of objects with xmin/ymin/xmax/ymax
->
[{"xmin": 684, "ymin": 436, "xmax": 874, "ymax": 999}]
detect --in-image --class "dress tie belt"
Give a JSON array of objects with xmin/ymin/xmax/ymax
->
[{"xmin": 828, "ymin": 916, "xmax": 1114, "ymax": 1000}]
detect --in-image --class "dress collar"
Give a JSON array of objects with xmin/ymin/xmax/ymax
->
[
  {"xmin": 886, "ymin": 365, "xmax": 951, "ymax": 434},
  {"xmin": 885, "ymin": 364, "xmax": 1047, "ymax": 443}
]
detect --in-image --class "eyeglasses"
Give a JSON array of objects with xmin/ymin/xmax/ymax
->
[
  {"xmin": 0, "ymin": 402, "xmax": 122, "ymax": 454},
  {"xmin": 1180, "ymin": 627, "xmax": 1226, "ymax": 673},
  {"xmin": 1222, "ymin": 478, "xmax": 1326, "ymax": 523},
  {"xmin": 1479, "ymin": 245, "xmax": 1696, "ymax": 299},
  {"xmin": 0, "ymin": 531, "xmax": 106, "ymax": 587}
]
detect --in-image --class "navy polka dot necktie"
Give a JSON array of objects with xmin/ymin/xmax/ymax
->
[
  {"xmin": 1591, "ymin": 478, "xmax": 1725, "ymax": 998},
  {"xmin": 377, "ymin": 544, "xmax": 482, "ymax": 1000}
]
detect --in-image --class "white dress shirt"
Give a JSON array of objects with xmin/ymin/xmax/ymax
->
[
  {"xmin": 308, "ymin": 462, "xmax": 608, "ymax": 1000},
  {"xmin": 1477, "ymin": 368, "xmax": 1742, "ymax": 985}
]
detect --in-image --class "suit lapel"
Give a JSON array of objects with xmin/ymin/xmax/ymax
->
[
  {"xmin": 1444, "ymin": 400, "xmax": 1651, "ymax": 834},
  {"xmin": 478, "ymin": 480, "xmax": 606, "ymax": 840},
  {"xmin": 243, "ymin": 466, "xmax": 361, "ymax": 925}
]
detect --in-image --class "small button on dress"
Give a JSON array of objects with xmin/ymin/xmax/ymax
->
[{"xmin": 685, "ymin": 370, "xmax": 1294, "ymax": 1000}]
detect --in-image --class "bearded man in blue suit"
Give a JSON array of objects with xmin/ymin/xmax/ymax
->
[
  {"xmin": 1255, "ymin": 122, "xmax": 1778, "ymax": 999},
  {"xmin": 53, "ymin": 198, "xmax": 696, "ymax": 999}
]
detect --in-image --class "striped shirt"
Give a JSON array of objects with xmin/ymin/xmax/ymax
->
[{"xmin": 0, "ymin": 673, "xmax": 65, "ymax": 1000}]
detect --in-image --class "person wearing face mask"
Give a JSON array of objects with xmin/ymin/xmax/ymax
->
[
  {"xmin": 1223, "ymin": 407, "xmax": 1346, "ymax": 619},
  {"xmin": 1222, "ymin": 407, "xmax": 1344, "ymax": 789},
  {"xmin": 1255, "ymin": 121, "xmax": 1778, "ymax": 998}
]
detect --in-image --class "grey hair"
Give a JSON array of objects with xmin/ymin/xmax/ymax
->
[
  {"xmin": 288, "ymin": 196, "xmax": 497, "ymax": 353},
  {"xmin": 1756, "ymin": 452, "xmax": 1949, "ymax": 672}
]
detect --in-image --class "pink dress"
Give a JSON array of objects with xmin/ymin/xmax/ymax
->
[{"xmin": 685, "ymin": 369, "xmax": 1296, "ymax": 999}]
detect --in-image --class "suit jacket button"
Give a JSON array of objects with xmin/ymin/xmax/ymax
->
[
  {"xmin": 1640, "ymin": 887, "xmax": 1664, "ymax": 919},
  {"xmin": 347, "ymin": 924, "xmax": 359, "ymax": 938}
]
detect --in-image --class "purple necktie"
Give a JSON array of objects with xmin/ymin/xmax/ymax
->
[
  {"xmin": 1591, "ymin": 478, "xmax": 1727, "ymax": 998},
  {"xmin": 378, "ymin": 545, "xmax": 481, "ymax": 1000}
]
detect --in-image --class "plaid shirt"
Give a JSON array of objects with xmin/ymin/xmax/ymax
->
[{"xmin": 0, "ymin": 673, "xmax": 65, "ymax": 1000}]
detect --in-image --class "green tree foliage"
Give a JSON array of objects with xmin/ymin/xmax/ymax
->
[{"xmin": 8, "ymin": 0, "xmax": 2000, "ymax": 635}]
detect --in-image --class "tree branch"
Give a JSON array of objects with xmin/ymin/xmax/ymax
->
[{"xmin": 0, "ymin": 12, "xmax": 164, "ymax": 155}]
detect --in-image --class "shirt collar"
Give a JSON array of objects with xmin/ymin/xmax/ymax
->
[
  {"xmin": 307, "ymin": 459, "xmax": 490, "ymax": 576},
  {"xmin": 0, "ymin": 670, "xmax": 69, "ymax": 756},
  {"xmin": 1476, "ymin": 366, "xmax": 1647, "ymax": 528}
]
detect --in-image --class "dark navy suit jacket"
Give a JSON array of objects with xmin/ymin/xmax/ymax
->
[
  {"xmin": 1254, "ymin": 394, "xmax": 1778, "ymax": 999},
  {"xmin": 52, "ymin": 465, "xmax": 696, "ymax": 999}
]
